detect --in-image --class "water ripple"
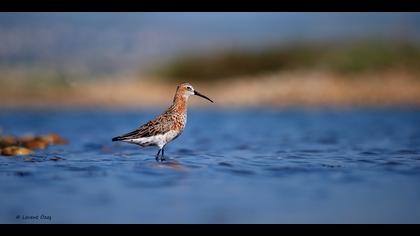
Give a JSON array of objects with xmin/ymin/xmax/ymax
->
[{"xmin": 1, "ymin": 109, "xmax": 420, "ymax": 223}]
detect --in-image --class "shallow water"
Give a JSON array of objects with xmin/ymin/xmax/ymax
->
[{"xmin": 1, "ymin": 108, "xmax": 420, "ymax": 223}]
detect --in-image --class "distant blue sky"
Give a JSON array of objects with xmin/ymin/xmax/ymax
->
[{"xmin": 1, "ymin": 13, "xmax": 419, "ymax": 73}]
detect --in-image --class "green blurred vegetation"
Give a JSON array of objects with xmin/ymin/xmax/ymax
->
[{"xmin": 153, "ymin": 42, "xmax": 420, "ymax": 81}]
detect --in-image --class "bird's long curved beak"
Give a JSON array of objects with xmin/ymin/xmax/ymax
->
[{"xmin": 194, "ymin": 90, "xmax": 214, "ymax": 103}]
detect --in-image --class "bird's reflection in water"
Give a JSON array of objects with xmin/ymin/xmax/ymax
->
[{"xmin": 154, "ymin": 159, "xmax": 185, "ymax": 171}]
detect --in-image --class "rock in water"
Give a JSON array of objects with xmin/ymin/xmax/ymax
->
[
  {"xmin": 40, "ymin": 134, "xmax": 68, "ymax": 145},
  {"xmin": 0, "ymin": 136, "xmax": 18, "ymax": 148},
  {"xmin": 22, "ymin": 138, "xmax": 49, "ymax": 150},
  {"xmin": 1, "ymin": 146, "xmax": 33, "ymax": 156}
]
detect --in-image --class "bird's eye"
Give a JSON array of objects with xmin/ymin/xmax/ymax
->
[{"xmin": 187, "ymin": 87, "xmax": 192, "ymax": 91}]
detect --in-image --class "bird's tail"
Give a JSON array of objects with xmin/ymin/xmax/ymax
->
[{"xmin": 112, "ymin": 136, "xmax": 123, "ymax": 142}]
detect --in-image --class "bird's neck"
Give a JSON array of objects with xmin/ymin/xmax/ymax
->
[{"xmin": 171, "ymin": 94, "xmax": 188, "ymax": 114}]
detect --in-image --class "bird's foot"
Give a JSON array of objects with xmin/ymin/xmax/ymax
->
[{"xmin": 155, "ymin": 156, "xmax": 167, "ymax": 162}]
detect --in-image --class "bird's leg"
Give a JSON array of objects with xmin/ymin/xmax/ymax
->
[
  {"xmin": 161, "ymin": 147, "xmax": 166, "ymax": 162},
  {"xmin": 155, "ymin": 149, "xmax": 162, "ymax": 162}
]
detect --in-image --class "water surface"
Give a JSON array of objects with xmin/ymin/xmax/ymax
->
[{"xmin": 1, "ymin": 108, "xmax": 420, "ymax": 223}]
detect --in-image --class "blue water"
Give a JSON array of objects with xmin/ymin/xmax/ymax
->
[{"xmin": 1, "ymin": 108, "xmax": 420, "ymax": 223}]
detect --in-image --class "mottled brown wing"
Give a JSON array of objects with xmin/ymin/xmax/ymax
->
[{"xmin": 112, "ymin": 114, "xmax": 174, "ymax": 141}]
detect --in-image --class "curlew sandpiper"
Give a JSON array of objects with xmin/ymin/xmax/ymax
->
[{"xmin": 112, "ymin": 83, "xmax": 213, "ymax": 161}]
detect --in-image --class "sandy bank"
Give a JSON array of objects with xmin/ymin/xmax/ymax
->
[{"xmin": 1, "ymin": 71, "xmax": 419, "ymax": 109}]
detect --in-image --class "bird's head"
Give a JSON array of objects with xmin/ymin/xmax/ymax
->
[{"xmin": 176, "ymin": 83, "xmax": 214, "ymax": 103}]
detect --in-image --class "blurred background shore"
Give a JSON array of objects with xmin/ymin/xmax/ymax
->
[{"xmin": 1, "ymin": 13, "xmax": 419, "ymax": 109}]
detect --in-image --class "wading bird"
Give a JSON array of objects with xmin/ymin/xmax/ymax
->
[{"xmin": 112, "ymin": 83, "xmax": 214, "ymax": 162}]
